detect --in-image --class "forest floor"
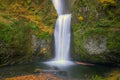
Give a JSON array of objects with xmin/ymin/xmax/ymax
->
[{"xmin": 2, "ymin": 73, "xmax": 62, "ymax": 80}]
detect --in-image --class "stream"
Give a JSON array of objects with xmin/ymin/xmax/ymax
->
[{"xmin": 0, "ymin": 62, "xmax": 119, "ymax": 80}]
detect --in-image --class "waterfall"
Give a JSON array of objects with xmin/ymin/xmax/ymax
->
[
  {"xmin": 44, "ymin": 0, "xmax": 74, "ymax": 66},
  {"xmin": 52, "ymin": 0, "xmax": 70, "ymax": 15},
  {"xmin": 54, "ymin": 14, "xmax": 71, "ymax": 61},
  {"xmin": 53, "ymin": 0, "xmax": 73, "ymax": 64}
]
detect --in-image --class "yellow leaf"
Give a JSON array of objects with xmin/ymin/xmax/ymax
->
[
  {"xmin": 99, "ymin": 0, "xmax": 115, "ymax": 4},
  {"xmin": 78, "ymin": 16, "xmax": 84, "ymax": 21},
  {"xmin": 40, "ymin": 48, "xmax": 47, "ymax": 53}
]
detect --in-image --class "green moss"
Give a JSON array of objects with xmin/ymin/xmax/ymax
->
[
  {"xmin": 92, "ymin": 75, "xmax": 105, "ymax": 80},
  {"xmin": 0, "ymin": 19, "xmax": 33, "ymax": 66},
  {"xmin": 29, "ymin": 23, "xmax": 37, "ymax": 29},
  {"xmin": 0, "ymin": 0, "xmax": 55, "ymax": 66},
  {"xmin": 72, "ymin": 0, "xmax": 120, "ymax": 63},
  {"xmin": 91, "ymin": 70, "xmax": 120, "ymax": 80},
  {"xmin": 107, "ymin": 31, "xmax": 120, "ymax": 52},
  {"xmin": 72, "ymin": 22, "xmax": 120, "ymax": 63}
]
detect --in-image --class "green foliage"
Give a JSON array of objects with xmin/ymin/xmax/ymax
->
[
  {"xmin": 99, "ymin": 0, "xmax": 116, "ymax": 9},
  {"xmin": 107, "ymin": 31, "xmax": 120, "ymax": 53},
  {"xmin": 92, "ymin": 75, "xmax": 105, "ymax": 80},
  {"xmin": 0, "ymin": 22, "xmax": 12, "ymax": 43},
  {"xmin": 37, "ymin": 31, "xmax": 52, "ymax": 40},
  {"xmin": 96, "ymin": 18, "xmax": 114, "ymax": 27},
  {"xmin": 0, "ymin": 19, "xmax": 33, "ymax": 66},
  {"xmin": 29, "ymin": 22, "xmax": 38, "ymax": 30},
  {"xmin": 92, "ymin": 71, "xmax": 120, "ymax": 80},
  {"xmin": 72, "ymin": 0, "xmax": 120, "ymax": 63},
  {"xmin": 0, "ymin": 0, "xmax": 55, "ymax": 66}
]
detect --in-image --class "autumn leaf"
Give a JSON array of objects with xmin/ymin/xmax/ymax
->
[
  {"xmin": 78, "ymin": 16, "xmax": 84, "ymax": 21},
  {"xmin": 99, "ymin": 0, "xmax": 115, "ymax": 4}
]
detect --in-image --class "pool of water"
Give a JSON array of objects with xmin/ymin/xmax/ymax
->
[{"xmin": 0, "ymin": 62, "xmax": 119, "ymax": 79}]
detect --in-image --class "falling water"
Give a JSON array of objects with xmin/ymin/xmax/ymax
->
[
  {"xmin": 54, "ymin": 14, "xmax": 71, "ymax": 61},
  {"xmin": 44, "ymin": 0, "xmax": 74, "ymax": 66}
]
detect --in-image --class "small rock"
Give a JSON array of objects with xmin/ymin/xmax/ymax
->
[{"xmin": 34, "ymin": 68, "xmax": 41, "ymax": 73}]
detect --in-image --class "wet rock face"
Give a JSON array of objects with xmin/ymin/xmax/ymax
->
[
  {"xmin": 72, "ymin": 32, "xmax": 120, "ymax": 63},
  {"xmin": 85, "ymin": 36, "xmax": 107, "ymax": 55},
  {"xmin": 71, "ymin": 0, "xmax": 120, "ymax": 63},
  {"xmin": 68, "ymin": 0, "xmax": 76, "ymax": 10},
  {"xmin": 32, "ymin": 35, "xmax": 53, "ymax": 60}
]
